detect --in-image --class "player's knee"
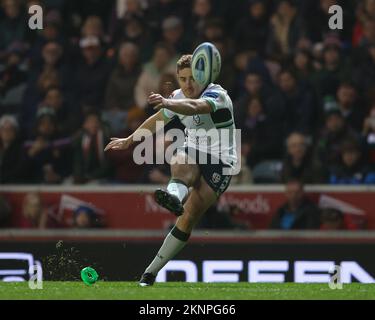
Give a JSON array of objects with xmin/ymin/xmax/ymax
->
[{"xmin": 171, "ymin": 165, "xmax": 196, "ymax": 186}]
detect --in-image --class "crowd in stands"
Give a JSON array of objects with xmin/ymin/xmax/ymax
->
[{"xmin": 1, "ymin": 0, "xmax": 375, "ymax": 186}]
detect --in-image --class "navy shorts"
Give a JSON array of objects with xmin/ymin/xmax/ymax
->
[{"xmin": 176, "ymin": 146, "xmax": 232, "ymax": 197}]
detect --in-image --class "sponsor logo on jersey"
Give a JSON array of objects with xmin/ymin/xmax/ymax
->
[
  {"xmin": 211, "ymin": 172, "xmax": 221, "ymax": 184},
  {"xmin": 193, "ymin": 115, "xmax": 201, "ymax": 125}
]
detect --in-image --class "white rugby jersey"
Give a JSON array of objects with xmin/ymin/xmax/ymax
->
[{"xmin": 162, "ymin": 83, "xmax": 237, "ymax": 169}]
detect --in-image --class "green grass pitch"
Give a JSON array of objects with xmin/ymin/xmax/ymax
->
[{"xmin": 0, "ymin": 282, "xmax": 374, "ymax": 300}]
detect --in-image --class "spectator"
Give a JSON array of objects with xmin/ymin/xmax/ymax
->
[
  {"xmin": 20, "ymin": 192, "xmax": 60, "ymax": 228},
  {"xmin": 235, "ymin": 72, "xmax": 282, "ymax": 121},
  {"xmin": 22, "ymin": 41, "xmax": 71, "ymax": 133},
  {"xmin": 188, "ymin": 0, "xmax": 215, "ymax": 40},
  {"xmin": 81, "ymin": 15, "xmax": 106, "ymax": 41},
  {"xmin": 0, "ymin": 115, "xmax": 24, "ymax": 183},
  {"xmin": 233, "ymin": 0, "xmax": 269, "ymax": 54},
  {"xmin": 198, "ymin": 17, "xmax": 225, "ymax": 45},
  {"xmin": 305, "ymin": 0, "xmax": 346, "ymax": 43},
  {"xmin": 291, "ymin": 49, "xmax": 314, "ymax": 83},
  {"xmin": 74, "ymin": 36, "xmax": 112, "ymax": 111},
  {"xmin": 23, "ymin": 108, "xmax": 72, "ymax": 184},
  {"xmin": 161, "ymin": 16, "xmax": 190, "ymax": 55},
  {"xmin": 134, "ymin": 42, "xmax": 176, "ymax": 109},
  {"xmin": 38, "ymin": 87, "xmax": 78, "ymax": 136},
  {"xmin": 105, "ymin": 42, "xmax": 141, "ymax": 112},
  {"xmin": 270, "ymin": 179, "xmax": 321, "ymax": 230},
  {"xmin": 72, "ymin": 205, "xmax": 104, "ymax": 228},
  {"xmin": 315, "ymin": 109, "xmax": 360, "ymax": 166},
  {"xmin": 312, "ymin": 37, "xmax": 351, "ymax": 100},
  {"xmin": 240, "ymin": 97, "xmax": 284, "ymax": 167},
  {"xmin": 112, "ymin": 14, "xmax": 153, "ymax": 62},
  {"xmin": 72, "ymin": 112, "xmax": 112, "ymax": 184},
  {"xmin": 0, "ymin": 41, "xmax": 27, "ymax": 114},
  {"xmin": 335, "ymin": 82, "xmax": 364, "ymax": 133},
  {"xmin": 158, "ymin": 73, "xmax": 179, "ymax": 99},
  {"xmin": 281, "ymin": 132, "xmax": 325, "ymax": 183},
  {"xmin": 0, "ymin": 0, "xmax": 27, "ymax": 52},
  {"xmin": 266, "ymin": 0, "xmax": 304, "ymax": 62},
  {"xmin": 278, "ymin": 69, "xmax": 316, "ymax": 135},
  {"xmin": 147, "ymin": 0, "xmax": 190, "ymax": 25},
  {"xmin": 329, "ymin": 139, "xmax": 375, "ymax": 184},
  {"xmin": 28, "ymin": 9, "xmax": 65, "ymax": 65}
]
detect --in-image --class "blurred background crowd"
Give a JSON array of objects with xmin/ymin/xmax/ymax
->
[{"xmin": 1, "ymin": 0, "xmax": 375, "ymax": 187}]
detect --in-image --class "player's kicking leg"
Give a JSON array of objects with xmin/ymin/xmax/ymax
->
[
  {"xmin": 154, "ymin": 149, "xmax": 199, "ymax": 216},
  {"xmin": 139, "ymin": 175, "xmax": 217, "ymax": 286}
]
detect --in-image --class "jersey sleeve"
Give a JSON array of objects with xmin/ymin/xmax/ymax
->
[
  {"xmin": 201, "ymin": 90, "xmax": 227, "ymax": 112},
  {"xmin": 161, "ymin": 108, "xmax": 176, "ymax": 121}
]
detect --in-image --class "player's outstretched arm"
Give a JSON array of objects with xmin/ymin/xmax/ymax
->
[
  {"xmin": 148, "ymin": 92, "xmax": 212, "ymax": 115},
  {"xmin": 104, "ymin": 109, "xmax": 167, "ymax": 152}
]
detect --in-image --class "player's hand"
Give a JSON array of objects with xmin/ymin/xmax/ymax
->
[
  {"xmin": 104, "ymin": 137, "xmax": 132, "ymax": 152},
  {"xmin": 148, "ymin": 92, "xmax": 168, "ymax": 111}
]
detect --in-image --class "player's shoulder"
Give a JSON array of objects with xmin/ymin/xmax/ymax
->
[
  {"xmin": 202, "ymin": 83, "xmax": 228, "ymax": 97},
  {"xmin": 201, "ymin": 83, "xmax": 232, "ymax": 106}
]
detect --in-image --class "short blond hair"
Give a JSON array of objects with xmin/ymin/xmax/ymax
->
[{"xmin": 177, "ymin": 54, "xmax": 192, "ymax": 72}]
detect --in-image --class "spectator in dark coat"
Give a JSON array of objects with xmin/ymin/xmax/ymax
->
[
  {"xmin": 23, "ymin": 108, "xmax": 72, "ymax": 184},
  {"xmin": 112, "ymin": 15, "xmax": 154, "ymax": 62},
  {"xmin": 233, "ymin": 0, "xmax": 269, "ymax": 54},
  {"xmin": 312, "ymin": 39, "xmax": 351, "ymax": 101},
  {"xmin": 74, "ymin": 36, "xmax": 112, "ymax": 111},
  {"xmin": 315, "ymin": 109, "xmax": 360, "ymax": 167},
  {"xmin": 278, "ymin": 69, "xmax": 316, "ymax": 136},
  {"xmin": 72, "ymin": 112, "xmax": 112, "ymax": 184},
  {"xmin": 0, "ymin": 115, "xmax": 24, "ymax": 183},
  {"xmin": 266, "ymin": 0, "xmax": 304, "ymax": 62},
  {"xmin": 187, "ymin": 0, "xmax": 216, "ymax": 41},
  {"xmin": 0, "ymin": 0, "xmax": 27, "ymax": 52},
  {"xmin": 105, "ymin": 42, "xmax": 141, "ymax": 112},
  {"xmin": 38, "ymin": 87, "xmax": 79, "ymax": 136},
  {"xmin": 0, "ymin": 41, "xmax": 27, "ymax": 114},
  {"xmin": 290, "ymin": 49, "xmax": 315, "ymax": 84},
  {"xmin": 161, "ymin": 16, "xmax": 191, "ymax": 55},
  {"xmin": 22, "ymin": 41, "xmax": 72, "ymax": 134},
  {"xmin": 270, "ymin": 179, "xmax": 320, "ymax": 230},
  {"xmin": 72, "ymin": 205, "xmax": 105, "ymax": 228},
  {"xmin": 235, "ymin": 72, "xmax": 284, "ymax": 126},
  {"xmin": 335, "ymin": 82, "xmax": 365, "ymax": 133},
  {"xmin": 240, "ymin": 97, "xmax": 284, "ymax": 167},
  {"xmin": 328, "ymin": 139, "xmax": 375, "ymax": 184},
  {"xmin": 281, "ymin": 132, "xmax": 325, "ymax": 184}
]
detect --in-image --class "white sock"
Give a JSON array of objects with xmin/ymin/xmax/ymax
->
[
  {"xmin": 167, "ymin": 179, "xmax": 189, "ymax": 203},
  {"xmin": 145, "ymin": 226, "xmax": 190, "ymax": 276}
]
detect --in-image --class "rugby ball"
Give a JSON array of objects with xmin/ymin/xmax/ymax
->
[{"xmin": 191, "ymin": 42, "xmax": 221, "ymax": 87}]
